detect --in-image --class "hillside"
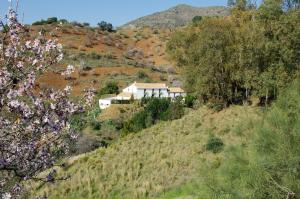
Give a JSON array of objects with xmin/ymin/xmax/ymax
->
[
  {"xmin": 122, "ymin": 4, "xmax": 230, "ymax": 28},
  {"xmin": 28, "ymin": 24, "xmax": 178, "ymax": 96},
  {"xmin": 29, "ymin": 105, "xmax": 259, "ymax": 198}
]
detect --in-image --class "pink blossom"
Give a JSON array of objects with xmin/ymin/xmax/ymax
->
[
  {"xmin": 0, "ymin": 4, "xmax": 94, "ymax": 197},
  {"xmin": 25, "ymin": 41, "xmax": 31, "ymax": 49},
  {"xmin": 62, "ymin": 65, "xmax": 75, "ymax": 76},
  {"xmin": 16, "ymin": 61, "xmax": 23, "ymax": 68},
  {"xmin": 32, "ymin": 59, "xmax": 38, "ymax": 65}
]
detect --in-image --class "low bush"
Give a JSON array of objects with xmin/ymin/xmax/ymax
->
[
  {"xmin": 97, "ymin": 81, "xmax": 119, "ymax": 96},
  {"xmin": 185, "ymin": 94, "xmax": 197, "ymax": 108},
  {"xmin": 164, "ymin": 97, "xmax": 185, "ymax": 120},
  {"xmin": 89, "ymin": 52, "xmax": 102, "ymax": 60},
  {"xmin": 91, "ymin": 121, "xmax": 102, "ymax": 131},
  {"xmin": 192, "ymin": 16, "xmax": 203, "ymax": 24},
  {"xmin": 97, "ymin": 21, "xmax": 113, "ymax": 32},
  {"xmin": 137, "ymin": 71, "xmax": 148, "ymax": 79},
  {"xmin": 32, "ymin": 17, "xmax": 58, "ymax": 25},
  {"xmin": 70, "ymin": 113, "xmax": 87, "ymax": 132},
  {"xmin": 205, "ymin": 136, "xmax": 224, "ymax": 153}
]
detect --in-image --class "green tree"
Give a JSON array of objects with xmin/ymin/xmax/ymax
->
[
  {"xmin": 97, "ymin": 21, "xmax": 113, "ymax": 32},
  {"xmin": 167, "ymin": 6, "xmax": 300, "ymax": 106}
]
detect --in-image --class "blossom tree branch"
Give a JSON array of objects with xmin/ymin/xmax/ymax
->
[{"xmin": 0, "ymin": 3, "xmax": 95, "ymax": 198}]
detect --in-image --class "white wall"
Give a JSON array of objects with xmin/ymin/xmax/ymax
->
[
  {"xmin": 134, "ymin": 88, "xmax": 169, "ymax": 99},
  {"xmin": 160, "ymin": 89, "xmax": 169, "ymax": 98},
  {"xmin": 99, "ymin": 99, "xmax": 112, "ymax": 109},
  {"xmin": 122, "ymin": 84, "xmax": 137, "ymax": 94},
  {"xmin": 134, "ymin": 89, "xmax": 146, "ymax": 99},
  {"xmin": 169, "ymin": 92, "xmax": 187, "ymax": 98}
]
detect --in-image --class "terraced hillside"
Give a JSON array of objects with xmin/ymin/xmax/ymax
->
[
  {"xmin": 29, "ymin": 105, "xmax": 259, "ymax": 198},
  {"xmin": 29, "ymin": 24, "xmax": 178, "ymax": 96}
]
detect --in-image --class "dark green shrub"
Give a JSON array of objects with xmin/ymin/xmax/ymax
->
[
  {"xmin": 97, "ymin": 81, "xmax": 119, "ymax": 96},
  {"xmin": 145, "ymin": 98, "xmax": 170, "ymax": 121},
  {"xmin": 185, "ymin": 94, "xmax": 197, "ymax": 108},
  {"xmin": 32, "ymin": 17, "xmax": 58, "ymax": 25},
  {"xmin": 137, "ymin": 71, "xmax": 148, "ymax": 79},
  {"xmin": 122, "ymin": 98, "xmax": 185, "ymax": 134},
  {"xmin": 164, "ymin": 97, "xmax": 184, "ymax": 120},
  {"xmin": 32, "ymin": 20, "xmax": 46, "ymax": 25},
  {"xmin": 192, "ymin": 16, "xmax": 203, "ymax": 24},
  {"xmin": 46, "ymin": 17, "xmax": 58, "ymax": 24},
  {"xmin": 206, "ymin": 137, "xmax": 224, "ymax": 153},
  {"xmin": 91, "ymin": 121, "xmax": 102, "ymax": 131},
  {"xmin": 122, "ymin": 111, "xmax": 148, "ymax": 134},
  {"xmin": 97, "ymin": 21, "xmax": 113, "ymax": 32}
]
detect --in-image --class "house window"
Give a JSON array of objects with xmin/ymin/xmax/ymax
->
[
  {"xmin": 159, "ymin": 89, "xmax": 161, "ymax": 98},
  {"xmin": 144, "ymin": 89, "xmax": 146, "ymax": 97},
  {"xmin": 152, "ymin": 89, "xmax": 154, "ymax": 97}
]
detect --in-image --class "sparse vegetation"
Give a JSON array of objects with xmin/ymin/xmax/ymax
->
[
  {"xmin": 122, "ymin": 5, "xmax": 230, "ymax": 28},
  {"xmin": 97, "ymin": 81, "xmax": 119, "ymax": 96}
]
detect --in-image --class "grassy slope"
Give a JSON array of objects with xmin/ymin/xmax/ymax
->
[{"xmin": 30, "ymin": 105, "xmax": 259, "ymax": 199}]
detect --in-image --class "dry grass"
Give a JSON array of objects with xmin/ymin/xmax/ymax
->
[
  {"xmin": 29, "ymin": 105, "xmax": 259, "ymax": 199},
  {"xmin": 98, "ymin": 104, "xmax": 141, "ymax": 122}
]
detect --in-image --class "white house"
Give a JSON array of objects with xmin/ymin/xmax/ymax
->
[
  {"xmin": 122, "ymin": 82, "xmax": 169, "ymax": 99},
  {"xmin": 99, "ymin": 82, "xmax": 186, "ymax": 109}
]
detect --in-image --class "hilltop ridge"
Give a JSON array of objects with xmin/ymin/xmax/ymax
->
[{"xmin": 122, "ymin": 4, "xmax": 230, "ymax": 28}]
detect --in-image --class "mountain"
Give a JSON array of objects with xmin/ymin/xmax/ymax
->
[{"xmin": 122, "ymin": 4, "xmax": 230, "ymax": 29}]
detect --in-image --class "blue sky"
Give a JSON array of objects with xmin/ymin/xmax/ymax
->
[{"xmin": 0, "ymin": 0, "xmax": 235, "ymax": 27}]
